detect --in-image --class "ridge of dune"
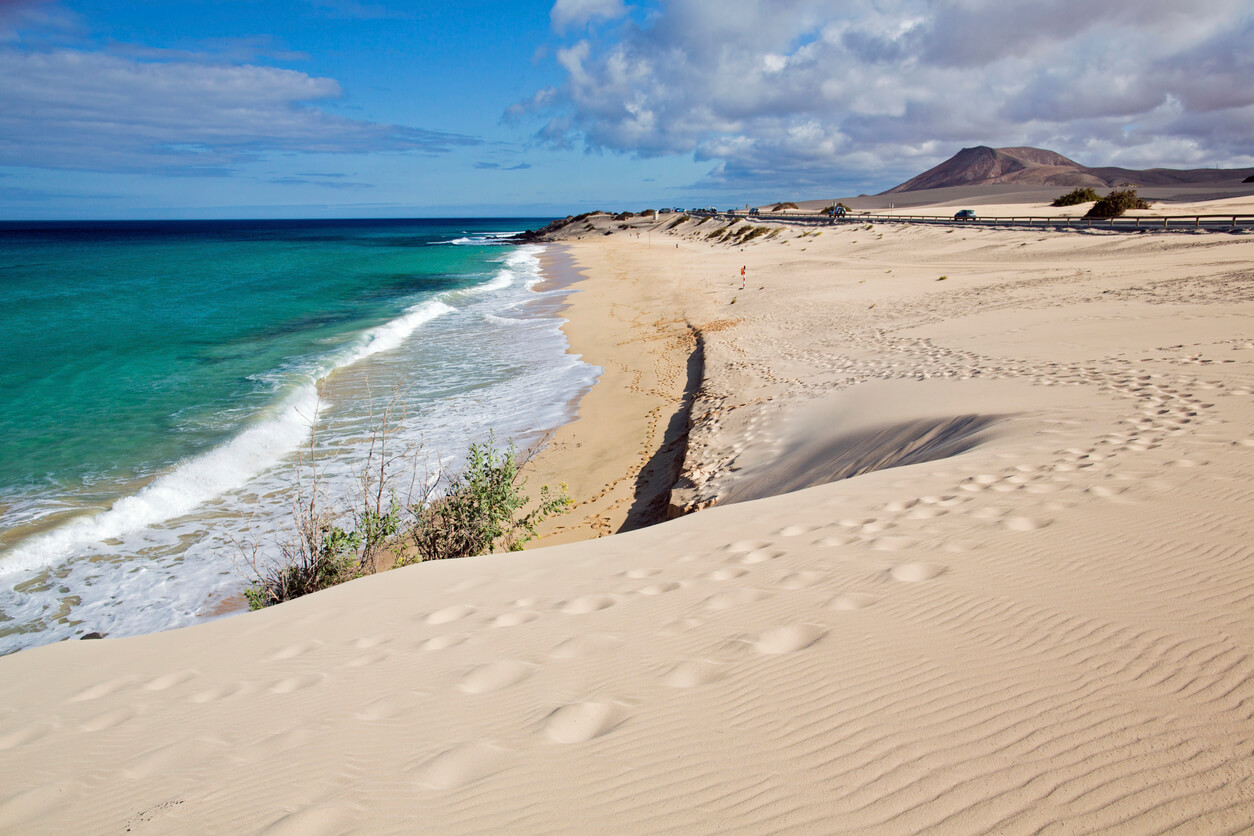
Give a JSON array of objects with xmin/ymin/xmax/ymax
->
[{"xmin": 4, "ymin": 203, "xmax": 1254, "ymax": 833}]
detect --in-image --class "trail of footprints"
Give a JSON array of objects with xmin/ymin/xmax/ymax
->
[
  {"xmin": 14, "ymin": 333, "xmax": 1248, "ymax": 821},
  {"xmin": 40, "ymin": 349, "xmax": 1224, "ymax": 800}
]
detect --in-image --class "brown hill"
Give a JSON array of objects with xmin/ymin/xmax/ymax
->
[{"xmin": 884, "ymin": 146, "xmax": 1254, "ymax": 193}]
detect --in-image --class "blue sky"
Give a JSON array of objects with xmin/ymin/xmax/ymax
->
[{"xmin": 2, "ymin": 0, "xmax": 1252, "ymax": 219}]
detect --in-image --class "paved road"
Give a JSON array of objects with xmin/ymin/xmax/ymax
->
[{"xmin": 686, "ymin": 211, "xmax": 1254, "ymax": 233}]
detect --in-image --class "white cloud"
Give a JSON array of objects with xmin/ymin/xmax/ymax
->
[
  {"xmin": 551, "ymin": 0, "xmax": 628, "ymax": 33},
  {"xmin": 517, "ymin": 0, "xmax": 1254, "ymax": 192},
  {"xmin": 0, "ymin": 49, "xmax": 479, "ymax": 174}
]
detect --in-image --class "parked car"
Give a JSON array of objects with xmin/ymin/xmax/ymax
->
[
  {"xmin": 749, "ymin": 208, "xmax": 760, "ymax": 216},
  {"xmin": 825, "ymin": 205, "xmax": 847, "ymax": 217},
  {"xmin": 954, "ymin": 209, "xmax": 977, "ymax": 220}
]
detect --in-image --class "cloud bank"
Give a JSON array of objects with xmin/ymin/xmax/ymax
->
[
  {"xmin": 0, "ymin": 46, "xmax": 478, "ymax": 175},
  {"xmin": 520, "ymin": 0, "xmax": 1254, "ymax": 192}
]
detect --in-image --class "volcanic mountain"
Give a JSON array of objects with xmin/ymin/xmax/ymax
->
[{"xmin": 884, "ymin": 146, "xmax": 1254, "ymax": 193}]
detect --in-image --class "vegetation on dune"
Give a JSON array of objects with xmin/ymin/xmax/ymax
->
[
  {"xmin": 404, "ymin": 435, "xmax": 570, "ymax": 564},
  {"xmin": 241, "ymin": 402, "xmax": 570, "ymax": 610},
  {"xmin": 736, "ymin": 225, "xmax": 770, "ymax": 244},
  {"xmin": 1084, "ymin": 188, "xmax": 1151, "ymax": 219},
  {"xmin": 666, "ymin": 214, "xmax": 690, "ymax": 229},
  {"xmin": 1052, "ymin": 187, "xmax": 1101, "ymax": 207},
  {"xmin": 771, "ymin": 202, "xmax": 798, "ymax": 211}
]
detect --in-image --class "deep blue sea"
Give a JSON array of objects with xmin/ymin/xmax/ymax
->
[{"xmin": 0, "ymin": 218, "xmax": 594, "ymax": 654}]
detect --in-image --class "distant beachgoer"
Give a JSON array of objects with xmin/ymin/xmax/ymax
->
[{"xmin": 740, "ymin": 265, "xmax": 746, "ymax": 290}]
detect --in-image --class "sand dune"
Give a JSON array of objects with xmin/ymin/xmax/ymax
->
[{"xmin": 3, "ymin": 205, "xmax": 1254, "ymax": 833}]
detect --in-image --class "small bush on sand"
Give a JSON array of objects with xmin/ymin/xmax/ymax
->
[
  {"xmin": 1085, "ymin": 188, "xmax": 1151, "ymax": 219},
  {"xmin": 1052, "ymin": 187, "xmax": 1101, "ymax": 207},
  {"xmin": 242, "ymin": 416, "xmax": 570, "ymax": 609},
  {"xmin": 771, "ymin": 202, "xmax": 798, "ymax": 211},
  {"xmin": 406, "ymin": 435, "xmax": 570, "ymax": 563}
]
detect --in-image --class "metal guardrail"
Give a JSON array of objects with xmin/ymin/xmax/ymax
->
[{"xmin": 686, "ymin": 211, "xmax": 1254, "ymax": 232}]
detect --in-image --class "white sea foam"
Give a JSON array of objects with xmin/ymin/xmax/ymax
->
[
  {"xmin": 445, "ymin": 231, "xmax": 524, "ymax": 246},
  {"xmin": 0, "ymin": 241, "xmax": 598, "ymax": 653},
  {"xmin": 0, "ymin": 298, "xmax": 454, "ymax": 578}
]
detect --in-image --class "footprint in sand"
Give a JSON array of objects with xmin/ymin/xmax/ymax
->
[
  {"xmin": 410, "ymin": 742, "xmax": 510, "ymax": 790},
  {"xmin": 350, "ymin": 635, "xmax": 391, "ymax": 650},
  {"xmin": 144, "ymin": 671, "xmax": 197, "ymax": 691},
  {"xmin": 705, "ymin": 567, "xmax": 748, "ymax": 581},
  {"xmin": 637, "ymin": 581, "xmax": 681, "ymax": 595},
  {"xmin": 265, "ymin": 641, "xmax": 322, "ymax": 662},
  {"xmin": 704, "ymin": 588, "xmax": 770, "ymax": 610},
  {"xmin": 739, "ymin": 548, "xmax": 785, "ymax": 565},
  {"xmin": 189, "ymin": 682, "xmax": 253, "ymax": 703},
  {"xmin": 867, "ymin": 536, "xmax": 918, "ymax": 552},
  {"xmin": 724, "ymin": 539, "xmax": 771, "ymax": 554},
  {"xmin": 426, "ymin": 604, "xmax": 477, "ymax": 625},
  {"xmin": 458, "ymin": 661, "xmax": 535, "ymax": 695},
  {"xmin": 829, "ymin": 592, "xmax": 878, "ymax": 610},
  {"xmin": 549, "ymin": 633, "xmax": 623, "ymax": 659},
  {"xmin": 269, "ymin": 673, "xmax": 326, "ymax": 694},
  {"xmin": 492, "ymin": 610, "xmax": 539, "ymax": 628},
  {"xmin": 560, "ymin": 594, "xmax": 617, "ymax": 614},
  {"xmin": 68, "ymin": 676, "xmax": 139, "ymax": 703},
  {"xmin": 662, "ymin": 660, "xmax": 724, "ymax": 688},
  {"xmin": 80, "ymin": 707, "xmax": 136, "ymax": 732},
  {"xmin": 260, "ymin": 804, "xmax": 354, "ymax": 836},
  {"xmin": 776, "ymin": 570, "xmax": 826, "ymax": 589},
  {"xmin": 777, "ymin": 524, "xmax": 818, "ymax": 537},
  {"xmin": 889, "ymin": 562, "xmax": 947, "ymax": 582},
  {"xmin": 541, "ymin": 701, "xmax": 625, "ymax": 743},
  {"xmin": 753, "ymin": 624, "xmax": 827, "ymax": 654},
  {"xmin": 1003, "ymin": 516, "xmax": 1051, "ymax": 531},
  {"xmin": 420, "ymin": 633, "xmax": 469, "ymax": 651}
]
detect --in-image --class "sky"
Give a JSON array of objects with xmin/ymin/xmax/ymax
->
[{"xmin": 1, "ymin": 0, "xmax": 1252, "ymax": 219}]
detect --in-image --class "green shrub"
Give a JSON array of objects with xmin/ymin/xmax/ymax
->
[
  {"xmin": 1052, "ymin": 187, "xmax": 1100, "ymax": 207},
  {"xmin": 406, "ymin": 435, "xmax": 570, "ymax": 563},
  {"xmin": 771, "ymin": 202, "xmax": 798, "ymax": 211},
  {"xmin": 243, "ymin": 432, "xmax": 570, "ymax": 609},
  {"xmin": 244, "ymin": 498, "xmax": 402, "ymax": 611},
  {"xmin": 1085, "ymin": 188, "xmax": 1150, "ymax": 219}
]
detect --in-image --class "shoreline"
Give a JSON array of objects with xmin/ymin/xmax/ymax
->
[
  {"xmin": 5, "ymin": 200, "xmax": 1254, "ymax": 831},
  {"xmin": 524, "ymin": 239, "xmax": 702, "ymax": 544}
]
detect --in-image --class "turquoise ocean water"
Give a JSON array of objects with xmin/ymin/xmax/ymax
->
[{"xmin": 0, "ymin": 219, "xmax": 593, "ymax": 654}]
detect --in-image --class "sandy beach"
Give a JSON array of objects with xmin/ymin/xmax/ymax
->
[{"xmin": 4, "ymin": 200, "xmax": 1254, "ymax": 833}]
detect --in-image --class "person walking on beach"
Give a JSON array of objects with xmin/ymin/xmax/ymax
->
[{"xmin": 740, "ymin": 265, "xmax": 746, "ymax": 290}]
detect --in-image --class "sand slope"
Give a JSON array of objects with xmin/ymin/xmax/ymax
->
[{"xmin": 3, "ymin": 212, "xmax": 1254, "ymax": 833}]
